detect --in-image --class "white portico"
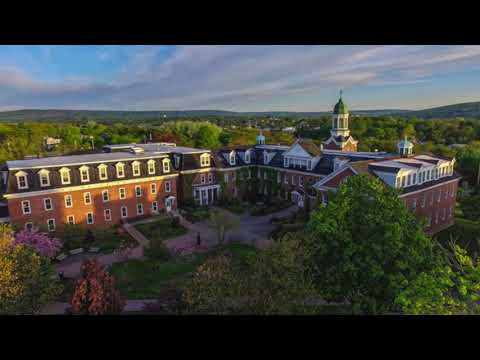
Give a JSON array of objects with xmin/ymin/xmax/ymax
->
[{"xmin": 193, "ymin": 184, "xmax": 221, "ymax": 206}]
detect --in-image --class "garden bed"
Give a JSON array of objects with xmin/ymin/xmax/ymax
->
[
  {"xmin": 135, "ymin": 218, "xmax": 188, "ymax": 243},
  {"xmin": 54, "ymin": 225, "xmax": 138, "ymax": 255}
]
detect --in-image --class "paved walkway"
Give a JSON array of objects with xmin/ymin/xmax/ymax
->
[{"xmin": 164, "ymin": 205, "xmax": 299, "ymax": 254}]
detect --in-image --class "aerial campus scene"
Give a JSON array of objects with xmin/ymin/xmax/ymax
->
[{"xmin": 1, "ymin": 45, "xmax": 480, "ymax": 315}]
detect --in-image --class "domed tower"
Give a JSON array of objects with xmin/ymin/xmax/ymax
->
[
  {"xmin": 256, "ymin": 130, "xmax": 266, "ymax": 145},
  {"xmin": 323, "ymin": 91, "xmax": 358, "ymax": 152},
  {"xmin": 397, "ymin": 136, "xmax": 414, "ymax": 157}
]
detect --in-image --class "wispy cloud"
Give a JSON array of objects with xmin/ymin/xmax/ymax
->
[{"xmin": 0, "ymin": 45, "xmax": 479, "ymax": 111}]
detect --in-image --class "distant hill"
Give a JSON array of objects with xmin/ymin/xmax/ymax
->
[
  {"xmin": 0, "ymin": 108, "xmax": 410, "ymax": 122},
  {"xmin": 0, "ymin": 101, "xmax": 478, "ymax": 122},
  {"xmin": 394, "ymin": 101, "xmax": 480, "ymax": 120}
]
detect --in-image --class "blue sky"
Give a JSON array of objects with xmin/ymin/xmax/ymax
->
[{"xmin": 0, "ymin": 45, "xmax": 479, "ymax": 111}]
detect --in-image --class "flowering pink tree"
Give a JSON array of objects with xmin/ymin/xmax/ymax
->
[{"xmin": 15, "ymin": 228, "xmax": 62, "ymax": 258}]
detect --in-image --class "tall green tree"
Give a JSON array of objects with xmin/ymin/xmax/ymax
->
[{"xmin": 305, "ymin": 175, "xmax": 435, "ymax": 314}]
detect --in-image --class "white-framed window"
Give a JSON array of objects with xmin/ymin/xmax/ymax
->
[
  {"xmin": 147, "ymin": 159, "xmax": 156, "ymax": 175},
  {"xmin": 152, "ymin": 201, "xmax": 158, "ymax": 212},
  {"xmin": 285, "ymin": 175, "xmax": 289, "ymax": 184},
  {"xmin": 64, "ymin": 194, "xmax": 73, "ymax": 208},
  {"xmin": 277, "ymin": 172, "xmax": 281, "ymax": 184},
  {"xmin": 38, "ymin": 169, "xmax": 50, "ymax": 187},
  {"xmin": 407, "ymin": 174, "xmax": 411, "ymax": 186},
  {"xmin": 102, "ymin": 190, "xmax": 110, "ymax": 202},
  {"xmin": 47, "ymin": 218, "xmax": 56, "ymax": 232},
  {"xmin": 244, "ymin": 151, "xmax": 251, "ymax": 164},
  {"xmin": 284, "ymin": 157, "xmax": 289, "ymax": 168},
  {"xmin": 132, "ymin": 161, "xmax": 141, "ymax": 177},
  {"xmin": 116, "ymin": 162, "xmax": 125, "ymax": 178},
  {"xmin": 229, "ymin": 151, "xmax": 236, "ymax": 166},
  {"xmin": 307, "ymin": 160, "xmax": 312, "ymax": 171},
  {"xmin": 67, "ymin": 215, "xmax": 75, "ymax": 225},
  {"xmin": 412, "ymin": 199, "xmax": 417, "ymax": 210},
  {"xmin": 263, "ymin": 172, "xmax": 267, "ymax": 180},
  {"xmin": 137, "ymin": 203, "xmax": 144, "ymax": 215},
  {"xmin": 121, "ymin": 206, "xmax": 128, "ymax": 218},
  {"xmin": 135, "ymin": 185, "xmax": 142, "ymax": 197},
  {"xmin": 208, "ymin": 173, "xmax": 213, "ymax": 183},
  {"xmin": 151, "ymin": 183, "xmax": 157, "ymax": 194},
  {"xmin": 299, "ymin": 176, "xmax": 304, "ymax": 187},
  {"xmin": 263, "ymin": 152, "xmax": 269, "ymax": 164},
  {"xmin": 165, "ymin": 180, "xmax": 171, "ymax": 193},
  {"xmin": 84, "ymin": 192, "xmax": 92, "ymax": 205},
  {"xmin": 201, "ymin": 174, "xmax": 206, "ymax": 184},
  {"xmin": 86, "ymin": 212, "xmax": 94, "ymax": 225},
  {"xmin": 200, "ymin": 153, "xmax": 210, "ymax": 167},
  {"xmin": 21, "ymin": 200, "xmax": 31, "ymax": 215},
  {"xmin": 413, "ymin": 173, "xmax": 417, "ymax": 185},
  {"xmin": 104, "ymin": 209, "xmax": 112, "ymax": 222},
  {"xmin": 174, "ymin": 155, "xmax": 180, "ymax": 169},
  {"xmin": 15, "ymin": 171, "xmax": 29, "ymax": 189},
  {"xmin": 401, "ymin": 176, "xmax": 406, "ymax": 187},
  {"xmin": 59, "ymin": 167, "xmax": 71, "ymax": 185},
  {"xmin": 292, "ymin": 175, "xmax": 296, "ymax": 186},
  {"xmin": 224, "ymin": 173, "xmax": 229, "ymax": 183},
  {"xmin": 119, "ymin": 187, "xmax": 126, "ymax": 199},
  {"xmin": 79, "ymin": 165, "xmax": 90, "ymax": 183},
  {"xmin": 162, "ymin": 158, "xmax": 170, "ymax": 173},
  {"xmin": 98, "ymin": 164, "xmax": 108, "ymax": 180},
  {"xmin": 43, "ymin": 198, "xmax": 53, "ymax": 211},
  {"xmin": 25, "ymin": 222, "xmax": 33, "ymax": 231}
]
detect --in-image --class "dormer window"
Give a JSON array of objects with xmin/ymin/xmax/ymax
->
[
  {"xmin": 38, "ymin": 169, "xmax": 50, "ymax": 187},
  {"xmin": 147, "ymin": 160, "xmax": 156, "ymax": 175},
  {"xmin": 132, "ymin": 161, "xmax": 141, "ymax": 177},
  {"xmin": 244, "ymin": 150, "xmax": 251, "ymax": 164},
  {"xmin": 79, "ymin": 166, "xmax": 90, "ymax": 183},
  {"xmin": 284, "ymin": 157, "xmax": 289, "ymax": 168},
  {"xmin": 263, "ymin": 151, "xmax": 268, "ymax": 164},
  {"xmin": 229, "ymin": 151, "xmax": 236, "ymax": 166},
  {"xmin": 200, "ymin": 153, "xmax": 210, "ymax": 167},
  {"xmin": 98, "ymin": 164, "xmax": 108, "ymax": 180},
  {"xmin": 162, "ymin": 158, "xmax": 170, "ymax": 173},
  {"xmin": 15, "ymin": 171, "xmax": 28, "ymax": 189},
  {"xmin": 174, "ymin": 155, "xmax": 180, "ymax": 169},
  {"xmin": 59, "ymin": 167, "xmax": 71, "ymax": 185},
  {"xmin": 116, "ymin": 162, "xmax": 125, "ymax": 178}
]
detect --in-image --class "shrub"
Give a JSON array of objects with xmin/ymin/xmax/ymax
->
[{"xmin": 14, "ymin": 227, "xmax": 62, "ymax": 258}]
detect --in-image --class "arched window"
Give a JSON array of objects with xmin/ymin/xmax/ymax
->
[
  {"xmin": 38, "ymin": 169, "xmax": 50, "ymax": 187},
  {"xmin": 116, "ymin": 162, "xmax": 125, "ymax": 178},
  {"xmin": 59, "ymin": 167, "xmax": 71, "ymax": 185},
  {"xmin": 147, "ymin": 160, "xmax": 156, "ymax": 175},
  {"xmin": 244, "ymin": 150, "xmax": 251, "ymax": 164},
  {"xmin": 131, "ymin": 161, "xmax": 141, "ymax": 176},
  {"xmin": 200, "ymin": 153, "xmax": 210, "ymax": 167},
  {"xmin": 162, "ymin": 158, "xmax": 170, "ymax": 173},
  {"xmin": 229, "ymin": 151, "xmax": 236, "ymax": 166},
  {"xmin": 79, "ymin": 165, "xmax": 90, "ymax": 183},
  {"xmin": 98, "ymin": 164, "xmax": 108, "ymax": 180}
]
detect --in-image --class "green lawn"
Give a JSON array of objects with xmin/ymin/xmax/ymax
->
[
  {"xmin": 218, "ymin": 202, "xmax": 249, "ymax": 215},
  {"xmin": 181, "ymin": 207, "xmax": 211, "ymax": 223},
  {"xmin": 135, "ymin": 219, "xmax": 188, "ymax": 243},
  {"xmin": 110, "ymin": 243, "xmax": 257, "ymax": 300}
]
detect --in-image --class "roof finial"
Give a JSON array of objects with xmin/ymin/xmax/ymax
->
[{"xmin": 339, "ymin": 89, "xmax": 343, "ymax": 99}]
